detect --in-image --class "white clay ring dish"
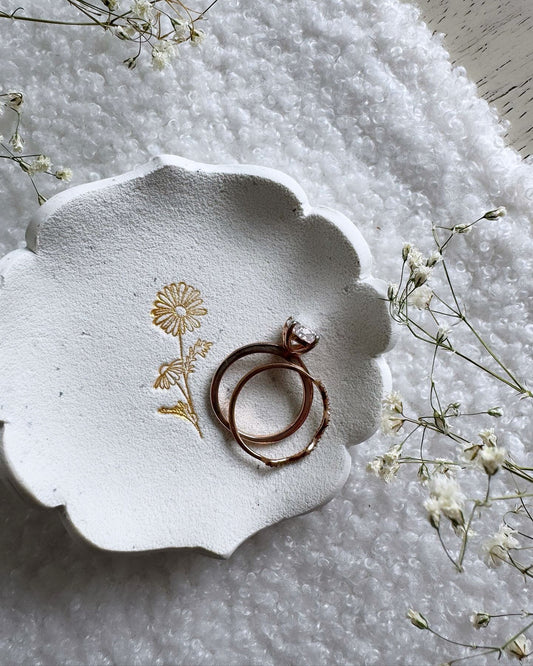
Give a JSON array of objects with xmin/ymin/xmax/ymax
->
[{"xmin": 0, "ymin": 155, "xmax": 394, "ymax": 557}]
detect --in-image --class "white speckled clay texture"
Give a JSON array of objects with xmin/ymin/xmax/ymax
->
[
  {"xmin": 0, "ymin": 156, "xmax": 392, "ymax": 555},
  {"xmin": 0, "ymin": 0, "xmax": 532, "ymax": 664}
]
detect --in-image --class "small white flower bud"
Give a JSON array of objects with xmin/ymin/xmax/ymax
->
[
  {"xmin": 481, "ymin": 524, "xmax": 519, "ymax": 568},
  {"xmin": 407, "ymin": 609, "xmax": 428, "ymax": 630},
  {"xmin": 417, "ymin": 464, "xmax": 430, "ymax": 484},
  {"xmin": 424, "ymin": 497, "xmax": 441, "ymax": 529},
  {"xmin": 190, "ymin": 28, "xmax": 206, "ymax": 46},
  {"xmin": 113, "ymin": 26, "xmax": 133, "ymax": 40},
  {"xmin": 504, "ymin": 634, "xmax": 531, "ymax": 660},
  {"xmin": 402, "ymin": 243, "xmax": 411, "ymax": 261},
  {"xmin": 170, "ymin": 16, "xmax": 189, "ymax": 40},
  {"xmin": 470, "ymin": 612, "xmax": 490, "ymax": 629},
  {"xmin": 411, "ymin": 265, "xmax": 431, "ymax": 288},
  {"xmin": 479, "ymin": 428, "xmax": 497, "ymax": 447},
  {"xmin": 380, "ymin": 414, "xmax": 404, "ymax": 436},
  {"xmin": 448, "ymin": 402, "xmax": 460, "ymax": 416},
  {"xmin": 9, "ymin": 131, "xmax": 24, "ymax": 152},
  {"xmin": 452, "ymin": 223, "xmax": 471, "ymax": 234},
  {"xmin": 54, "ymin": 168, "xmax": 73, "ymax": 182},
  {"xmin": 5, "ymin": 91, "xmax": 23, "ymax": 111},
  {"xmin": 367, "ymin": 444, "xmax": 402, "ymax": 482},
  {"xmin": 367, "ymin": 458, "xmax": 382, "ymax": 476},
  {"xmin": 435, "ymin": 325, "xmax": 450, "ymax": 344},
  {"xmin": 426, "ymin": 251, "xmax": 442, "ymax": 267},
  {"xmin": 488, "ymin": 407, "xmax": 503, "ymax": 417},
  {"xmin": 427, "ymin": 474, "xmax": 465, "ymax": 527},
  {"xmin": 433, "ymin": 410, "xmax": 448, "ymax": 433},
  {"xmin": 479, "ymin": 445, "xmax": 506, "ymax": 476},
  {"xmin": 484, "ymin": 207, "xmax": 506, "ymax": 220}
]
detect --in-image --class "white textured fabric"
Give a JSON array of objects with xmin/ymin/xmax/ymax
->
[{"xmin": 0, "ymin": 0, "xmax": 532, "ymax": 664}]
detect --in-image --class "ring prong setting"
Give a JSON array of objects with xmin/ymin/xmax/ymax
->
[{"xmin": 284, "ymin": 317, "xmax": 320, "ymax": 354}]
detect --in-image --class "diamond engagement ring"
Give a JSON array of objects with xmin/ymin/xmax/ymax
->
[{"xmin": 210, "ymin": 318, "xmax": 330, "ymax": 467}]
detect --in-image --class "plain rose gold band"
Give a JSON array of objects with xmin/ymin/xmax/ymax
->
[{"xmin": 209, "ymin": 342, "xmax": 314, "ymax": 443}]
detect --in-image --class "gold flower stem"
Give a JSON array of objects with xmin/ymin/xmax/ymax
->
[
  {"xmin": 183, "ymin": 373, "xmax": 202, "ymax": 436},
  {"xmin": 173, "ymin": 378, "xmax": 190, "ymax": 404},
  {"xmin": 170, "ymin": 377, "xmax": 200, "ymax": 430},
  {"xmin": 178, "ymin": 332, "xmax": 202, "ymax": 438},
  {"xmin": 178, "ymin": 330, "xmax": 184, "ymax": 359},
  {"xmin": 178, "ymin": 331, "xmax": 192, "ymax": 409}
]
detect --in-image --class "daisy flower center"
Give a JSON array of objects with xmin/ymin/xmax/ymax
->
[{"xmin": 175, "ymin": 305, "xmax": 188, "ymax": 317}]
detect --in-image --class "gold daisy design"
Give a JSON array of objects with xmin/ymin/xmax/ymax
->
[
  {"xmin": 151, "ymin": 282, "xmax": 207, "ymax": 336},
  {"xmin": 152, "ymin": 282, "xmax": 212, "ymax": 438}
]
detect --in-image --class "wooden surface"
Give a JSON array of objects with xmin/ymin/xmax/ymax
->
[{"xmin": 415, "ymin": 0, "xmax": 533, "ymax": 159}]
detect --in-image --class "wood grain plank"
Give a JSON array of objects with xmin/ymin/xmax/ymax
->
[{"xmin": 415, "ymin": 0, "xmax": 533, "ymax": 158}]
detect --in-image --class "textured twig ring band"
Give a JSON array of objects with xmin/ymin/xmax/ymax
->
[
  {"xmin": 228, "ymin": 363, "xmax": 330, "ymax": 467},
  {"xmin": 210, "ymin": 318, "xmax": 330, "ymax": 467}
]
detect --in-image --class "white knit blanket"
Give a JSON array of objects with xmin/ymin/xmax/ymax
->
[{"xmin": 1, "ymin": 0, "xmax": 532, "ymax": 663}]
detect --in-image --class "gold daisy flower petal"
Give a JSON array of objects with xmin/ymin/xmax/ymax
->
[
  {"xmin": 151, "ymin": 282, "xmax": 207, "ymax": 336},
  {"xmin": 188, "ymin": 305, "xmax": 208, "ymax": 315}
]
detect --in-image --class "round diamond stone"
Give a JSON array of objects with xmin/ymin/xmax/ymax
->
[{"xmin": 292, "ymin": 322, "xmax": 318, "ymax": 344}]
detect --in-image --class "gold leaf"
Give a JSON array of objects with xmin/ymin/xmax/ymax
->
[{"xmin": 158, "ymin": 400, "xmax": 191, "ymax": 422}]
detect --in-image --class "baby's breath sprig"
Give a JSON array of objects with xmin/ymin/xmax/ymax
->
[
  {"xmin": 0, "ymin": 0, "xmax": 217, "ymax": 70},
  {"xmin": 407, "ymin": 608, "xmax": 533, "ymax": 663},
  {"xmin": 375, "ymin": 208, "xmax": 533, "ymax": 662},
  {"xmin": 0, "ymin": 91, "xmax": 72, "ymax": 204},
  {"xmin": 379, "ymin": 209, "xmax": 533, "ymax": 574},
  {"xmin": 390, "ymin": 209, "xmax": 530, "ymax": 398}
]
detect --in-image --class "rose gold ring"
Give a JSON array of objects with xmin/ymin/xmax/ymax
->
[
  {"xmin": 227, "ymin": 362, "xmax": 330, "ymax": 467},
  {"xmin": 210, "ymin": 342, "xmax": 313, "ymax": 443},
  {"xmin": 210, "ymin": 318, "xmax": 330, "ymax": 466},
  {"xmin": 210, "ymin": 318, "xmax": 318, "ymax": 442}
]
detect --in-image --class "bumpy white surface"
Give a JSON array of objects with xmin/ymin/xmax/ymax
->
[
  {"xmin": 0, "ymin": 0, "xmax": 532, "ymax": 664},
  {"xmin": 0, "ymin": 156, "xmax": 391, "ymax": 555}
]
